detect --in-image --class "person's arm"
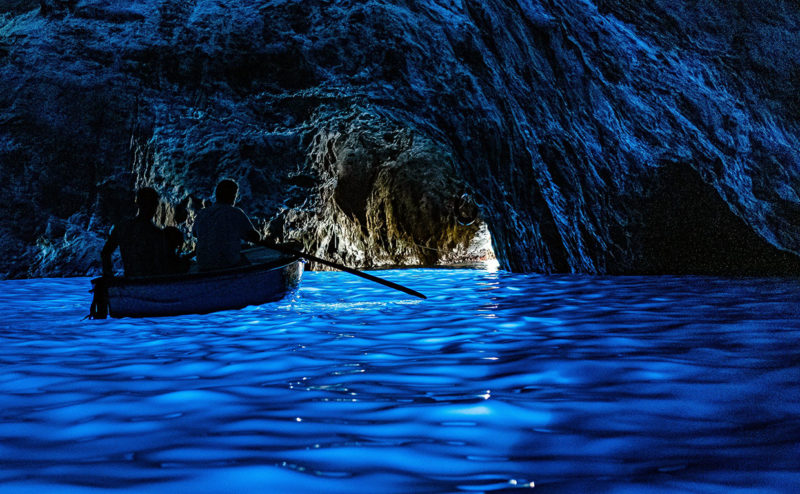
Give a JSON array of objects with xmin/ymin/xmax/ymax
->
[
  {"xmin": 238, "ymin": 209, "xmax": 261, "ymax": 244},
  {"xmin": 101, "ymin": 227, "xmax": 119, "ymax": 277},
  {"xmin": 244, "ymin": 227, "xmax": 261, "ymax": 244}
]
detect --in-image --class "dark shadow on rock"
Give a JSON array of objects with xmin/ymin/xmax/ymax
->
[
  {"xmin": 0, "ymin": 0, "xmax": 38, "ymax": 14},
  {"xmin": 639, "ymin": 163, "xmax": 800, "ymax": 276}
]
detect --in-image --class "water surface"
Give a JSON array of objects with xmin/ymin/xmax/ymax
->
[{"xmin": 0, "ymin": 270, "xmax": 799, "ymax": 493}]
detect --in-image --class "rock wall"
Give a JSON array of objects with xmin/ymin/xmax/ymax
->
[{"xmin": 1, "ymin": 0, "xmax": 800, "ymax": 278}]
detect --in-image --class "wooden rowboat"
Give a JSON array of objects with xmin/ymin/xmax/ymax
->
[{"xmin": 90, "ymin": 248, "xmax": 303, "ymax": 318}]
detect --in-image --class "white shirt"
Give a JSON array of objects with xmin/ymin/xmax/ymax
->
[{"xmin": 193, "ymin": 203, "xmax": 257, "ymax": 270}]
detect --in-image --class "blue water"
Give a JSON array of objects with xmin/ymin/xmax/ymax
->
[{"xmin": 0, "ymin": 269, "xmax": 799, "ymax": 493}]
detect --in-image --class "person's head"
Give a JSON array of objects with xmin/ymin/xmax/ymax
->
[
  {"xmin": 136, "ymin": 187, "xmax": 160, "ymax": 219},
  {"xmin": 215, "ymin": 179, "xmax": 239, "ymax": 205}
]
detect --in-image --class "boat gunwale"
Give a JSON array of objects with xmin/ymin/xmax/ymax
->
[{"xmin": 92, "ymin": 256, "xmax": 301, "ymax": 288}]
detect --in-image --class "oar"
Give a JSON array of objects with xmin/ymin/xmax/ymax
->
[{"xmin": 259, "ymin": 241, "xmax": 427, "ymax": 299}]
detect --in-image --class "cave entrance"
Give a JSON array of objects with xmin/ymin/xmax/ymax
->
[{"xmin": 436, "ymin": 219, "xmax": 498, "ymax": 269}]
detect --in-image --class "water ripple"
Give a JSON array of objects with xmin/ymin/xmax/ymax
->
[{"xmin": 0, "ymin": 271, "xmax": 799, "ymax": 492}]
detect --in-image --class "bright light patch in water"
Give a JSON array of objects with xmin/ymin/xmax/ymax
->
[{"xmin": 456, "ymin": 405, "xmax": 492, "ymax": 416}]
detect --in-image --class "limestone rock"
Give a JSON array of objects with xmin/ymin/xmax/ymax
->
[{"xmin": 1, "ymin": 0, "xmax": 799, "ymax": 277}]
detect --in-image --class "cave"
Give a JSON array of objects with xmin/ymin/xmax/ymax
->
[
  {"xmin": 2, "ymin": 1, "xmax": 800, "ymax": 490},
  {"xmin": 2, "ymin": 0, "xmax": 800, "ymax": 278}
]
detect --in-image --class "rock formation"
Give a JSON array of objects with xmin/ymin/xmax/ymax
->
[{"xmin": 1, "ymin": 0, "xmax": 799, "ymax": 278}]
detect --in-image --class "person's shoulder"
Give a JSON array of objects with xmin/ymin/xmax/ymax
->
[
  {"xmin": 231, "ymin": 206, "xmax": 253, "ymax": 224},
  {"xmin": 194, "ymin": 204, "xmax": 217, "ymax": 220},
  {"xmin": 126, "ymin": 216, "xmax": 162, "ymax": 235},
  {"xmin": 117, "ymin": 216, "xmax": 137, "ymax": 226},
  {"xmin": 217, "ymin": 204, "xmax": 248, "ymax": 217},
  {"xmin": 113, "ymin": 216, "xmax": 137, "ymax": 233}
]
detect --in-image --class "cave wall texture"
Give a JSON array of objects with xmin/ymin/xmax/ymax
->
[{"xmin": 1, "ymin": 0, "xmax": 800, "ymax": 278}]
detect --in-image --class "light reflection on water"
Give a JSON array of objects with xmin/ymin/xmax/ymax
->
[{"xmin": 0, "ymin": 270, "xmax": 799, "ymax": 493}]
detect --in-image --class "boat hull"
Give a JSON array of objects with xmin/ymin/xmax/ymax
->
[{"xmin": 92, "ymin": 257, "xmax": 303, "ymax": 318}]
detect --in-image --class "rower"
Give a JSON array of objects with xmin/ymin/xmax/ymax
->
[
  {"xmin": 193, "ymin": 179, "xmax": 262, "ymax": 271},
  {"xmin": 101, "ymin": 187, "xmax": 167, "ymax": 277}
]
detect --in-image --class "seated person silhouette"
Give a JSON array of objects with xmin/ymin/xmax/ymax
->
[
  {"xmin": 193, "ymin": 179, "xmax": 262, "ymax": 271},
  {"xmin": 163, "ymin": 226, "xmax": 192, "ymax": 274},
  {"xmin": 101, "ymin": 187, "xmax": 167, "ymax": 277},
  {"xmin": 162, "ymin": 202, "xmax": 194, "ymax": 274}
]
